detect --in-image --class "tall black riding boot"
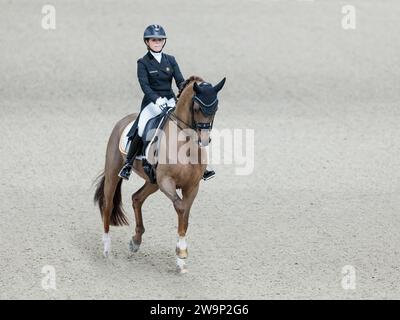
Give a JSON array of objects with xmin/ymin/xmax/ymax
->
[
  {"xmin": 203, "ymin": 169, "xmax": 216, "ymax": 181},
  {"xmin": 118, "ymin": 134, "xmax": 143, "ymax": 180}
]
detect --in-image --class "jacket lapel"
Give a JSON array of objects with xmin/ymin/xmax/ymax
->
[
  {"xmin": 159, "ymin": 54, "xmax": 172, "ymax": 75},
  {"xmin": 146, "ymin": 51, "xmax": 160, "ymax": 70},
  {"xmin": 146, "ymin": 52, "xmax": 172, "ymax": 75}
]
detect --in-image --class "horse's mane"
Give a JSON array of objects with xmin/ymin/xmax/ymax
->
[
  {"xmin": 177, "ymin": 75, "xmax": 204, "ymax": 99},
  {"xmin": 174, "ymin": 76, "xmax": 204, "ymax": 122}
]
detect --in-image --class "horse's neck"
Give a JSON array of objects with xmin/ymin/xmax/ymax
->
[
  {"xmin": 162, "ymin": 118, "xmax": 203, "ymax": 167},
  {"xmin": 173, "ymin": 103, "xmax": 192, "ymax": 128}
]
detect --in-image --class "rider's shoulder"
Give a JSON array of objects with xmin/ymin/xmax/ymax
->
[
  {"xmin": 162, "ymin": 53, "xmax": 178, "ymax": 63},
  {"xmin": 137, "ymin": 52, "xmax": 151, "ymax": 64}
]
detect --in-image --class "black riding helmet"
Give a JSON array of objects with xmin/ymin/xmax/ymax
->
[{"xmin": 143, "ymin": 24, "xmax": 167, "ymax": 53}]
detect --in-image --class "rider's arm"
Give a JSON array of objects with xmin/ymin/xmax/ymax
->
[
  {"xmin": 137, "ymin": 60, "xmax": 160, "ymax": 103},
  {"xmin": 170, "ymin": 56, "xmax": 185, "ymax": 91}
]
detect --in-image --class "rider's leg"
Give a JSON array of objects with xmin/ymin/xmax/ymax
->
[
  {"xmin": 137, "ymin": 98, "xmax": 174, "ymax": 137},
  {"xmin": 118, "ymin": 133, "xmax": 143, "ymax": 180},
  {"xmin": 138, "ymin": 101, "xmax": 164, "ymax": 137},
  {"xmin": 119, "ymin": 100, "xmax": 167, "ymax": 180},
  {"xmin": 202, "ymin": 143, "xmax": 215, "ymax": 180}
]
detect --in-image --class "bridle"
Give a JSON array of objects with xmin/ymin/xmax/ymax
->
[
  {"xmin": 192, "ymin": 95, "xmax": 218, "ymax": 130},
  {"xmin": 164, "ymin": 95, "xmax": 216, "ymax": 132}
]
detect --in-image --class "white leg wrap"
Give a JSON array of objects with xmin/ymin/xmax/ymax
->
[
  {"xmin": 102, "ymin": 233, "xmax": 111, "ymax": 256},
  {"xmin": 176, "ymin": 257, "xmax": 187, "ymax": 273},
  {"xmin": 177, "ymin": 236, "xmax": 187, "ymax": 250}
]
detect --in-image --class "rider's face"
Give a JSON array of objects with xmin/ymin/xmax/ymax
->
[{"xmin": 146, "ymin": 38, "xmax": 165, "ymax": 52}]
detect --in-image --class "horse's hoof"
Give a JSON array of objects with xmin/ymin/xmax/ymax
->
[
  {"xmin": 176, "ymin": 247, "xmax": 188, "ymax": 259},
  {"xmin": 103, "ymin": 250, "xmax": 109, "ymax": 258},
  {"xmin": 129, "ymin": 239, "xmax": 140, "ymax": 252}
]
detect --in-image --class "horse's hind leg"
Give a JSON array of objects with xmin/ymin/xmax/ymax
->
[
  {"xmin": 102, "ymin": 174, "xmax": 120, "ymax": 257},
  {"xmin": 129, "ymin": 181, "xmax": 159, "ymax": 252}
]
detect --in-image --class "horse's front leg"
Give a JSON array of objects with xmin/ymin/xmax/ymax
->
[
  {"xmin": 176, "ymin": 184, "xmax": 200, "ymax": 273},
  {"xmin": 158, "ymin": 177, "xmax": 185, "ymax": 271},
  {"xmin": 159, "ymin": 177, "xmax": 199, "ymax": 273},
  {"xmin": 176, "ymin": 184, "xmax": 199, "ymax": 257}
]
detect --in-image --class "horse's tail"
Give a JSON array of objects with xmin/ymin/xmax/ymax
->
[{"xmin": 93, "ymin": 172, "xmax": 129, "ymax": 226}]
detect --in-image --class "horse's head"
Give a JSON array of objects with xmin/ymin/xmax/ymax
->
[{"xmin": 192, "ymin": 78, "xmax": 226, "ymax": 147}]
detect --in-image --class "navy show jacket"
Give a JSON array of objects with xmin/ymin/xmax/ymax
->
[{"xmin": 137, "ymin": 51, "xmax": 185, "ymax": 110}]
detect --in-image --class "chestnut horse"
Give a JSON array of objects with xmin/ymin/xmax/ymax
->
[{"xmin": 94, "ymin": 76, "xmax": 226, "ymax": 272}]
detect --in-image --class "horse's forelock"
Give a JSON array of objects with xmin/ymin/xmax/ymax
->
[{"xmin": 188, "ymin": 75, "xmax": 204, "ymax": 83}]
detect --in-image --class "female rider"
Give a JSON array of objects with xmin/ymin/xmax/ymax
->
[{"xmin": 118, "ymin": 24, "xmax": 215, "ymax": 181}]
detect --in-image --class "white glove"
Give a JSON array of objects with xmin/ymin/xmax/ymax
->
[
  {"xmin": 166, "ymin": 98, "xmax": 176, "ymax": 108},
  {"xmin": 155, "ymin": 97, "xmax": 168, "ymax": 107}
]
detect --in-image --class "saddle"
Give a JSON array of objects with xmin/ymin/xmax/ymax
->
[{"xmin": 119, "ymin": 106, "xmax": 174, "ymax": 183}]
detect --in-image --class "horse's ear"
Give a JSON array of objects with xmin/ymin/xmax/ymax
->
[
  {"xmin": 193, "ymin": 81, "xmax": 200, "ymax": 93},
  {"xmin": 214, "ymin": 77, "xmax": 226, "ymax": 93}
]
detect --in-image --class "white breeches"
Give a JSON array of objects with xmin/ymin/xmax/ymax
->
[{"xmin": 138, "ymin": 97, "xmax": 176, "ymax": 137}]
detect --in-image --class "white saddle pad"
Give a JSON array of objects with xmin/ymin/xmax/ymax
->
[{"xmin": 119, "ymin": 121, "xmax": 146, "ymax": 160}]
